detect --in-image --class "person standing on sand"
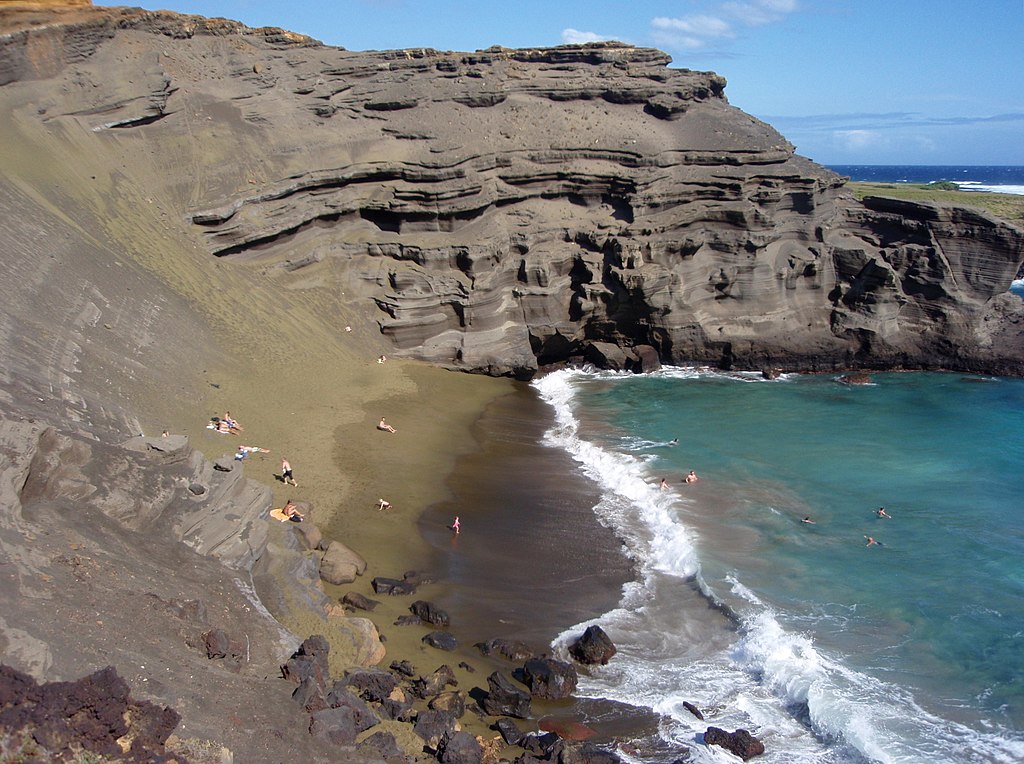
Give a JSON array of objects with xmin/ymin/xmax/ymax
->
[
  {"xmin": 451, "ymin": 516, "xmax": 460, "ymax": 534},
  {"xmin": 282, "ymin": 458, "xmax": 297, "ymax": 487}
]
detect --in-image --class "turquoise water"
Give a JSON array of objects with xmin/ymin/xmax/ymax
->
[{"xmin": 537, "ymin": 369, "xmax": 1024, "ymax": 763}]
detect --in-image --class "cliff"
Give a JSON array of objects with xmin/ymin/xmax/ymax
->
[{"xmin": 2, "ymin": 4, "xmax": 1021, "ymax": 382}]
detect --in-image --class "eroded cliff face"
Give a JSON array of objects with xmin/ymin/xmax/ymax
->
[{"xmin": 2, "ymin": 4, "xmax": 1022, "ymax": 382}]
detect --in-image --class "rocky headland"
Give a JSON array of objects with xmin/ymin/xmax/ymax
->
[{"xmin": 1, "ymin": 2, "xmax": 1023, "ymax": 762}]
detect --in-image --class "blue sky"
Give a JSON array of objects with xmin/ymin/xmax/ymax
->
[{"xmin": 100, "ymin": 1, "xmax": 1024, "ymax": 165}]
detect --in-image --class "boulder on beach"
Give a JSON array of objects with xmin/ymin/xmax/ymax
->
[
  {"xmin": 319, "ymin": 540, "xmax": 367, "ymax": 585},
  {"xmin": 568, "ymin": 624, "xmax": 617, "ymax": 665}
]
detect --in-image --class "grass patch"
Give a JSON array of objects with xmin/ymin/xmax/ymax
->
[{"xmin": 848, "ymin": 182, "xmax": 1024, "ymax": 227}]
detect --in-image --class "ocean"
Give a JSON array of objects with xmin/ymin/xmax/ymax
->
[
  {"xmin": 535, "ymin": 368, "xmax": 1024, "ymax": 764},
  {"xmin": 827, "ymin": 165, "xmax": 1024, "ymax": 196}
]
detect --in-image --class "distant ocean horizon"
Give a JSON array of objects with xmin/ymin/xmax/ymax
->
[{"xmin": 826, "ymin": 164, "xmax": 1024, "ymax": 196}]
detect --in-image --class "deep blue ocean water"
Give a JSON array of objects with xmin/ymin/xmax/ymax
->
[
  {"xmin": 827, "ymin": 165, "xmax": 1024, "ymax": 196},
  {"xmin": 537, "ymin": 369, "xmax": 1024, "ymax": 763}
]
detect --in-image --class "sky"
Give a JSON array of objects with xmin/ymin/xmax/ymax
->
[{"xmin": 97, "ymin": 1, "xmax": 1024, "ymax": 166}]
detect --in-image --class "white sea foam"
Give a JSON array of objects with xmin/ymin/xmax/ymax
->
[
  {"xmin": 534, "ymin": 367, "xmax": 1024, "ymax": 764},
  {"xmin": 958, "ymin": 182, "xmax": 1024, "ymax": 196}
]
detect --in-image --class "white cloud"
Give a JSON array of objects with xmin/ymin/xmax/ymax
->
[
  {"xmin": 651, "ymin": 14, "xmax": 734, "ymax": 38},
  {"xmin": 833, "ymin": 129, "xmax": 883, "ymax": 151},
  {"xmin": 561, "ymin": 28, "xmax": 613, "ymax": 44},
  {"xmin": 651, "ymin": 0, "xmax": 798, "ymax": 51}
]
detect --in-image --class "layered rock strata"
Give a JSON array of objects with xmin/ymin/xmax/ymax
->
[{"xmin": 2, "ymin": 5, "xmax": 1021, "ymax": 378}]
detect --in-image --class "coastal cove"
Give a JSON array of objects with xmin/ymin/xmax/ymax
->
[
  {"xmin": 528, "ymin": 367, "xmax": 1024, "ymax": 763},
  {"xmin": 3, "ymin": 4, "xmax": 1024, "ymax": 764}
]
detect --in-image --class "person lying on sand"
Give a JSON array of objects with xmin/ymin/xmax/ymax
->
[
  {"xmin": 208, "ymin": 419, "xmax": 238, "ymax": 435},
  {"xmin": 234, "ymin": 445, "xmax": 270, "ymax": 461},
  {"xmin": 377, "ymin": 417, "xmax": 396, "ymax": 433}
]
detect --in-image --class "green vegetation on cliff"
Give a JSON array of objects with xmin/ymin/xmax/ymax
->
[{"xmin": 849, "ymin": 182, "xmax": 1024, "ymax": 226}]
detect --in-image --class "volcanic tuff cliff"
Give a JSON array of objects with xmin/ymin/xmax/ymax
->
[{"xmin": 2, "ymin": 4, "xmax": 1022, "ymax": 379}]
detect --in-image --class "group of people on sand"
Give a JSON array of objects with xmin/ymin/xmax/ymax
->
[{"xmin": 208, "ymin": 411, "xmax": 244, "ymax": 435}]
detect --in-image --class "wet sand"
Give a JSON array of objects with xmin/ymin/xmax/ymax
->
[{"xmin": 417, "ymin": 383, "xmax": 635, "ymax": 647}]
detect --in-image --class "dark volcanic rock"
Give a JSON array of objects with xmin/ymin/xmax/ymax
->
[
  {"xmin": 704, "ymin": 727, "xmax": 765, "ymax": 760},
  {"xmin": 475, "ymin": 637, "xmax": 535, "ymax": 662},
  {"xmin": 373, "ymin": 576, "xmax": 418, "ymax": 595},
  {"xmin": 481, "ymin": 671, "xmax": 532, "ymax": 718},
  {"xmin": 414, "ymin": 708, "xmax": 458, "ymax": 750},
  {"xmin": 437, "ymin": 729, "xmax": 484, "ymax": 764},
  {"xmin": 423, "ymin": 630, "xmax": 458, "ymax": 651},
  {"xmin": 339, "ymin": 667, "xmax": 398, "ymax": 703},
  {"xmin": 521, "ymin": 656, "xmax": 578, "ymax": 699},
  {"xmin": 0, "ymin": 664, "xmax": 180, "ymax": 762},
  {"xmin": 410, "ymin": 599, "xmax": 451, "ymax": 627},
  {"xmin": 568, "ymin": 624, "xmax": 617, "ymax": 665}
]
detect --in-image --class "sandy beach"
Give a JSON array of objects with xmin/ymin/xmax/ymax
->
[{"xmin": 116, "ymin": 236, "xmax": 633, "ymax": 737}]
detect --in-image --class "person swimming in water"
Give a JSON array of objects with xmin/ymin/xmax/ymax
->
[{"xmin": 877, "ymin": 507, "xmax": 891, "ymax": 519}]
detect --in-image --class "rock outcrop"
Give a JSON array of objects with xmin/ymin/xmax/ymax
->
[{"xmin": 0, "ymin": 4, "xmax": 1020, "ymax": 381}]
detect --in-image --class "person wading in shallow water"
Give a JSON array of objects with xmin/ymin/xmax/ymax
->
[{"xmin": 451, "ymin": 516, "xmax": 460, "ymax": 534}]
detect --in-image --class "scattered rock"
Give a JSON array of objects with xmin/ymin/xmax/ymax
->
[
  {"xmin": 475, "ymin": 638, "xmax": 534, "ymax": 662},
  {"xmin": 568, "ymin": 624, "xmax": 616, "ymax": 665},
  {"xmin": 342, "ymin": 591, "xmax": 380, "ymax": 611},
  {"xmin": 372, "ymin": 576, "xmax": 417, "ymax": 595},
  {"xmin": 682, "ymin": 701, "xmax": 704, "ymax": 720},
  {"xmin": 423, "ymin": 631, "xmax": 458, "ymax": 651},
  {"xmin": 437, "ymin": 729, "xmax": 484, "ymax": 764},
  {"xmin": 480, "ymin": 671, "xmax": 531, "ymax": 718},
  {"xmin": 704, "ymin": 727, "xmax": 765, "ymax": 761},
  {"xmin": 520, "ymin": 656, "xmax": 578, "ymax": 699},
  {"xmin": 410, "ymin": 599, "xmax": 450, "ymax": 627}
]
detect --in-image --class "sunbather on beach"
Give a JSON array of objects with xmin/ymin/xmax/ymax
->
[
  {"xmin": 283, "ymin": 499, "xmax": 304, "ymax": 522},
  {"xmin": 378, "ymin": 499, "xmax": 392, "ymax": 511},
  {"xmin": 377, "ymin": 417, "xmax": 396, "ymax": 433}
]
